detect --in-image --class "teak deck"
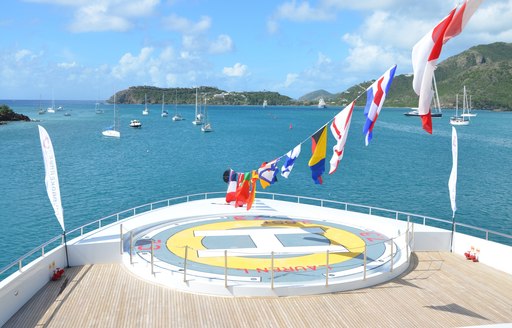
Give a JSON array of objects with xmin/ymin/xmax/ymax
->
[{"xmin": 4, "ymin": 252, "xmax": 512, "ymax": 328}]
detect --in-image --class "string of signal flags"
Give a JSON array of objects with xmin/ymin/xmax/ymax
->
[{"xmin": 223, "ymin": 64, "xmax": 397, "ymax": 210}]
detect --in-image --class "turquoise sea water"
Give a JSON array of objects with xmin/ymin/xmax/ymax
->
[{"xmin": 1, "ymin": 100, "xmax": 511, "ymax": 270}]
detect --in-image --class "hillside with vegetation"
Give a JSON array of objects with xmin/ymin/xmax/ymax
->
[
  {"xmin": 0, "ymin": 105, "xmax": 30, "ymax": 124},
  {"xmin": 111, "ymin": 42, "xmax": 512, "ymax": 110},
  {"xmin": 333, "ymin": 42, "xmax": 512, "ymax": 110},
  {"xmin": 109, "ymin": 86, "xmax": 295, "ymax": 106}
]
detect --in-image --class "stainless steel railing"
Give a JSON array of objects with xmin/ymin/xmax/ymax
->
[{"xmin": 2, "ymin": 191, "xmax": 511, "ymax": 281}]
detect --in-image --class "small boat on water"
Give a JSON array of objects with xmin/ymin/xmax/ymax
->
[
  {"xmin": 95, "ymin": 102, "xmax": 104, "ymax": 114},
  {"xmin": 142, "ymin": 94, "xmax": 149, "ymax": 116},
  {"xmin": 318, "ymin": 97, "xmax": 326, "ymax": 108},
  {"xmin": 102, "ymin": 94, "xmax": 120, "ymax": 138},
  {"xmin": 161, "ymin": 93, "xmax": 168, "ymax": 117},
  {"xmin": 129, "ymin": 119, "xmax": 142, "ymax": 128},
  {"xmin": 172, "ymin": 89, "xmax": 184, "ymax": 121},
  {"xmin": 192, "ymin": 89, "xmax": 204, "ymax": 125},
  {"xmin": 450, "ymin": 87, "xmax": 470, "ymax": 126},
  {"xmin": 201, "ymin": 97, "xmax": 213, "ymax": 132}
]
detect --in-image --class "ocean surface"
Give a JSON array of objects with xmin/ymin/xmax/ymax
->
[{"xmin": 1, "ymin": 100, "xmax": 511, "ymax": 271}]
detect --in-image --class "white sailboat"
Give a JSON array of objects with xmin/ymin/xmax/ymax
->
[
  {"xmin": 461, "ymin": 93, "xmax": 477, "ymax": 118},
  {"xmin": 142, "ymin": 94, "xmax": 149, "ymax": 116},
  {"xmin": 102, "ymin": 94, "xmax": 121, "ymax": 138},
  {"xmin": 405, "ymin": 72, "xmax": 442, "ymax": 117},
  {"xmin": 263, "ymin": 99, "xmax": 268, "ymax": 108},
  {"xmin": 161, "ymin": 93, "xmax": 168, "ymax": 117},
  {"xmin": 450, "ymin": 88, "xmax": 469, "ymax": 126},
  {"xmin": 192, "ymin": 88, "xmax": 204, "ymax": 125},
  {"xmin": 95, "ymin": 102, "xmax": 104, "ymax": 114},
  {"xmin": 172, "ymin": 89, "xmax": 184, "ymax": 121},
  {"xmin": 47, "ymin": 91, "xmax": 56, "ymax": 113},
  {"xmin": 318, "ymin": 97, "xmax": 326, "ymax": 108},
  {"xmin": 201, "ymin": 96, "xmax": 213, "ymax": 133}
]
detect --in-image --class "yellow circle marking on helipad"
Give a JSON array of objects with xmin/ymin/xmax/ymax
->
[{"xmin": 167, "ymin": 220, "xmax": 365, "ymax": 270}]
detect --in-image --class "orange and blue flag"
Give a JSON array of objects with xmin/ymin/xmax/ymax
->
[{"xmin": 308, "ymin": 126, "xmax": 328, "ymax": 184}]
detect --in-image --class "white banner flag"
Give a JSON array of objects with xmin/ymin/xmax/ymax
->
[
  {"xmin": 38, "ymin": 125, "xmax": 65, "ymax": 231},
  {"xmin": 448, "ymin": 127, "xmax": 458, "ymax": 218}
]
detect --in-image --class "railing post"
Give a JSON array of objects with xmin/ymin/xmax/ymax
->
[
  {"xmin": 407, "ymin": 215, "xmax": 410, "ymax": 224},
  {"xmin": 390, "ymin": 239, "xmax": 394, "ymax": 272},
  {"xmin": 395, "ymin": 212, "xmax": 398, "ymax": 221},
  {"xmin": 130, "ymin": 231, "xmax": 133, "ymax": 264},
  {"xmin": 133, "ymin": 208, "xmax": 136, "ymax": 216},
  {"xmin": 369, "ymin": 207, "xmax": 372, "ymax": 215},
  {"xmin": 224, "ymin": 250, "xmax": 228, "ymax": 288},
  {"xmin": 325, "ymin": 250, "xmax": 329, "ymax": 287},
  {"xmin": 81, "ymin": 227, "xmax": 83, "ymax": 236},
  {"xmin": 116, "ymin": 213, "xmax": 120, "ymax": 222},
  {"xmin": 151, "ymin": 240, "xmax": 154, "ymax": 275},
  {"xmin": 412, "ymin": 223, "xmax": 415, "ymax": 251},
  {"xmin": 183, "ymin": 246, "xmax": 188, "ymax": 282},
  {"xmin": 363, "ymin": 245, "xmax": 367, "ymax": 280},
  {"xmin": 42, "ymin": 246, "xmax": 45, "ymax": 257},
  {"xmin": 99, "ymin": 220, "xmax": 102, "ymax": 228},
  {"xmin": 18, "ymin": 260, "xmax": 22, "ymax": 271},
  {"xmin": 271, "ymin": 251, "xmax": 274, "ymax": 289},
  {"xmin": 406, "ymin": 221, "xmax": 409, "ymax": 263},
  {"xmin": 120, "ymin": 224, "xmax": 123, "ymax": 255}
]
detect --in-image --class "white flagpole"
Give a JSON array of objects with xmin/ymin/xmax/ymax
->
[
  {"xmin": 448, "ymin": 126, "xmax": 458, "ymax": 251},
  {"xmin": 38, "ymin": 125, "xmax": 69, "ymax": 266}
]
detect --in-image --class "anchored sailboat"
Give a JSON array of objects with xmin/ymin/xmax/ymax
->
[
  {"xmin": 102, "ymin": 94, "xmax": 121, "ymax": 138},
  {"xmin": 161, "ymin": 93, "xmax": 168, "ymax": 117},
  {"xmin": 201, "ymin": 97, "xmax": 213, "ymax": 133},
  {"xmin": 192, "ymin": 88, "xmax": 204, "ymax": 125},
  {"xmin": 172, "ymin": 89, "xmax": 184, "ymax": 121},
  {"xmin": 450, "ymin": 87, "xmax": 469, "ymax": 126},
  {"xmin": 142, "ymin": 94, "xmax": 149, "ymax": 116}
]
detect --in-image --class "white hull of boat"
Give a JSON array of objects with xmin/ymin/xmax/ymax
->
[
  {"xmin": 102, "ymin": 129, "xmax": 120, "ymax": 138},
  {"xmin": 1, "ymin": 194, "xmax": 511, "ymax": 326}
]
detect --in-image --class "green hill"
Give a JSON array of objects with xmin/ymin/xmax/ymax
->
[
  {"xmin": 333, "ymin": 42, "xmax": 512, "ymax": 110},
  {"xmin": 109, "ymin": 86, "xmax": 294, "ymax": 106},
  {"xmin": 110, "ymin": 42, "xmax": 512, "ymax": 110}
]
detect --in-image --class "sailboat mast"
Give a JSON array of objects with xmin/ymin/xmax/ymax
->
[{"xmin": 195, "ymin": 88, "xmax": 198, "ymax": 116}]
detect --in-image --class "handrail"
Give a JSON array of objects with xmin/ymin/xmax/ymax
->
[{"xmin": 2, "ymin": 191, "xmax": 511, "ymax": 279}]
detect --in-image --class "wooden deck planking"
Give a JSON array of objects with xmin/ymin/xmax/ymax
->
[{"xmin": 3, "ymin": 251, "xmax": 512, "ymax": 328}]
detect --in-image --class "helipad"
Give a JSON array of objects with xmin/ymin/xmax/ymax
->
[{"xmin": 119, "ymin": 197, "xmax": 412, "ymax": 296}]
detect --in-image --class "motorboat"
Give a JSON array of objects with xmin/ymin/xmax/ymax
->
[{"xmin": 129, "ymin": 119, "xmax": 142, "ymax": 128}]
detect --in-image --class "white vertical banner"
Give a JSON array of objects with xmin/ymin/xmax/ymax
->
[
  {"xmin": 448, "ymin": 126, "xmax": 458, "ymax": 218},
  {"xmin": 38, "ymin": 125, "xmax": 65, "ymax": 231}
]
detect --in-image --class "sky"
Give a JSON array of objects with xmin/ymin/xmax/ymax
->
[{"xmin": 1, "ymin": 0, "xmax": 511, "ymax": 101}]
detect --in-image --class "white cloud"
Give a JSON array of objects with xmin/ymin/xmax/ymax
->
[
  {"xmin": 341, "ymin": 33, "xmax": 402, "ymax": 73},
  {"xmin": 163, "ymin": 14, "xmax": 211, "ymax": 35},
  {"xmin": 57, "ymin": 61, "xmax": 77, "ymax": 69},
  {"xmin": 112, "ymin": 47, "xmax": 154, "ymax": 79},
  {"xmin": 15, "ymin": 49, "xmax": 33, "ymax": 62},
  {"xmin": 209, "ymin": 35, "xmax": 234, "ymax": 54},
  {"xmin": 29, "ymin": 0, "xmax": 160, "ymax": 33},
  {"xmin": 275, "ymin": 1, "xmax": 335, "ymax": 22},
  {"xmin": 70, "ymin": 4, "xmax": 132, "ymax": 32},
  {"xmin": 222, "ymin": 63, "xmax": 248, "ymax": 77},
  {"xmin": 284, "ymin": 73, "xmax": 299, "ymax": 87}
]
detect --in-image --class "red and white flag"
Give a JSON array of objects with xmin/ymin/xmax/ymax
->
[
  {"xmin": 412, "ymin": 0, "xmax": 482, "ymax": 134},
  {"xmin": 329, "ymin": 101, "xmax": 354, "ymax": 174}
]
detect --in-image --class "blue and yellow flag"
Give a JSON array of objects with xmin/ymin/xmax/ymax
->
[{"xmin": 308, "ymin": 126, "xmax": 328, "ymax": 184}]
